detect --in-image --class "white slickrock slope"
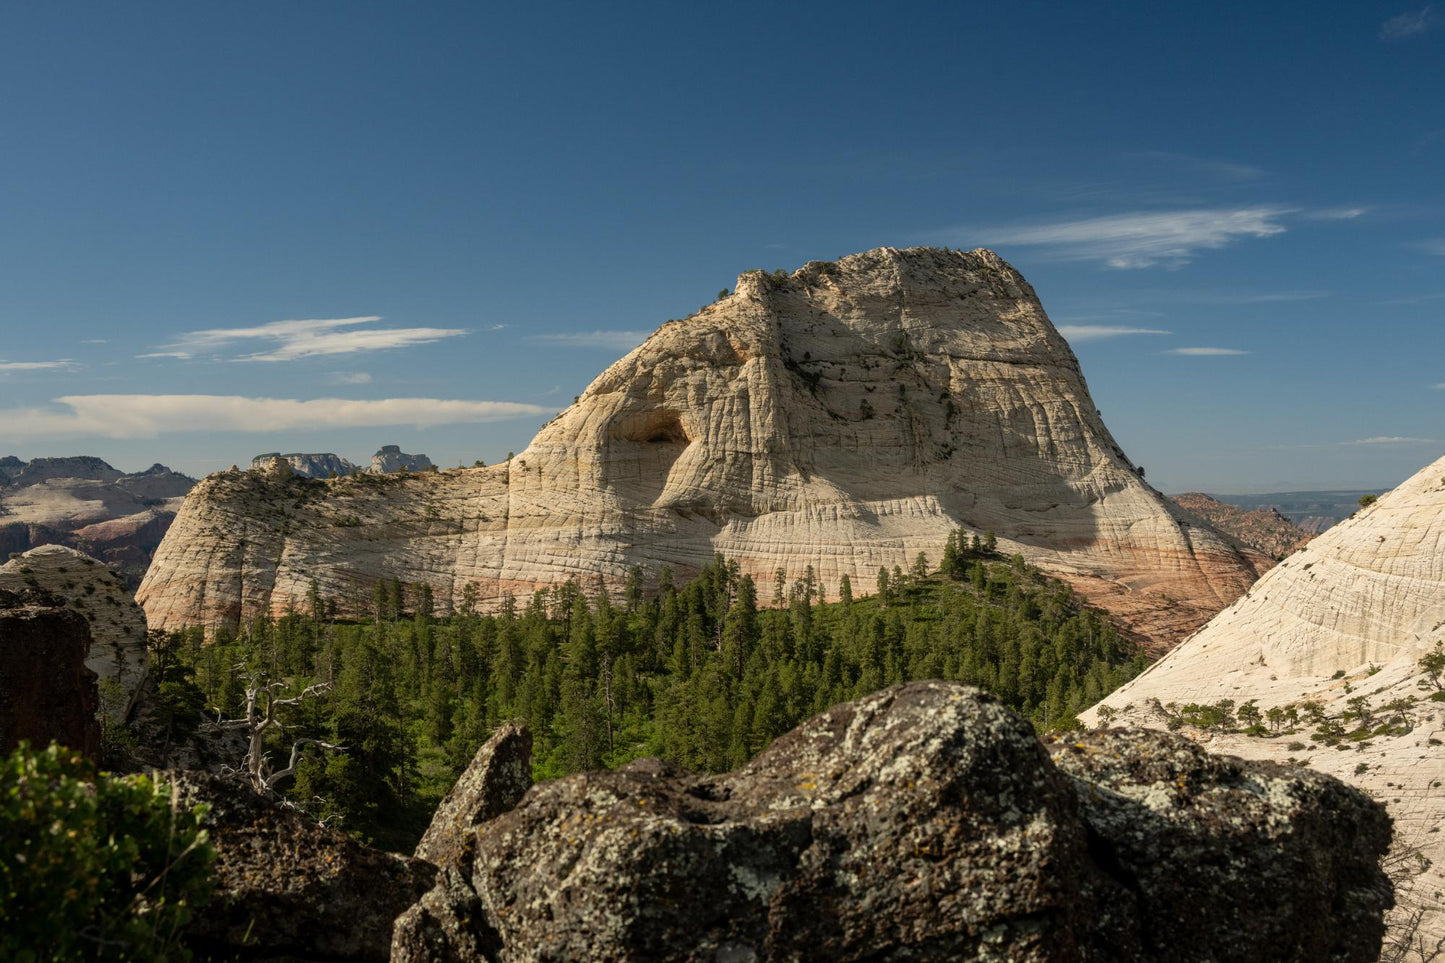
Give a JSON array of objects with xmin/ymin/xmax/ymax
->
[{"xmin": 1088, "ymin": 452, "xmax": 1445, "ymax": 953}]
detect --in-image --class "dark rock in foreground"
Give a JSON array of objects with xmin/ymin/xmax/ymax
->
[
  {"xmin": 0, "ymin": 588, "xmax": 100, "ymax": 757},
  {"xmin": 393, "ymin": 681, "xmax": 1393, "ymax": 962},
  {"xmin": 170, "ymin": 771, "xmax": 436, "ymax": 962}
]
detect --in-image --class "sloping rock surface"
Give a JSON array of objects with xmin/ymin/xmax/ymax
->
[
  {"xmin": 394, "ymin": 681, "xmax": 1390, "ymax": 963},
  {"xmin": 0, "ymin": 588, "xmax": 100, "ymax": 757},
  {"xmin": 140, "ymin": 248, "xmax": 1265, "ymax": 647},
  {"xmin": 173, "ymin": 771, "xmax": 436, "ymax": 963},
  {"xmin": 0, "ymin": 545, "xmax": 149, "ymax": 716},
  {"xmin": 1089, "ymin": 451, "xmax": 1445, "ymax": 952}
]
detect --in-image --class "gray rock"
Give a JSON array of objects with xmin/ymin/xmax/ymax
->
[
  {"xmin": 370, "ymin": 445, "xmax": 434, "ymax": 474},
  {"xmin": 0, "ymin": 588, "xmax": 100, "ymax": 758},
  {"xmin": 414, "ymin": 722, "xmax": 532, "ymax": 866},
  {"xmin": 250, "ymin": 452, "xmax": 360, "ymax": 478},
  {"xmin": 392, "ymin": 682, "xmax": 1392, "ymax": 962},
  {"xmin": 173, "ymin": 771, "xmax": 436, "ymax": 963}
]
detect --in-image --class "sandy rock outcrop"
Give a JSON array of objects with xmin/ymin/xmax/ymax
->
[
  {"xmin": 392, "ymin": 682, "xmax": 1391, "ymax": 962},
  {"xmin": 0, "ymin": 588, "xmax": 100, "ymax": 757},
  {"xmin": 0, "ymin": 546, "xmax": 149, "ymax": 716},
  {"xmin": 139, "ymin": 247, "xmax": 1265, "ymax": 646},
  {"xmin": 1088, "ymin": 451, "xmax": 1445, "ymax": 952}
]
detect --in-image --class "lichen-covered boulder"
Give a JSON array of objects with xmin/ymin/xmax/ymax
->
[
  {"xmin": 1046, "ymin": 727, "xmax": 1393, "ymax": 963},
  {"xmin": 394, "ymin": 724, "xmax": 533, "ymax": 963},
  {"xmin": 392, "ymin": 681, "xmax": 1393, "ymax": 963},
  {"xmin": 414, "ymin": 723, "xmax": 532, "ymax": 866},
  {"xmin": 171, "ymin": 772, "xmax": 436, "ymax": 962}
]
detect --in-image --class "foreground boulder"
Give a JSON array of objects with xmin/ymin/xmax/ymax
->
[
  {"xmin": 394, "ymin": 682, "xmax": 1392, "ymax": 962},
  {"xmin": 0, "ymin": 588, "xmax": 100, "ymax": 757},
  {"xmin": 170, "ymin": 772, "xmax": 435, "ymax": 962}
]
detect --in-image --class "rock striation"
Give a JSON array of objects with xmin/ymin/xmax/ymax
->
[
  {"xmin": 1089, "ymin": 451, "xmax": 1445, "ymax": 953},
  {"xmin": 392, "ymin": 681, "xmax": 1391, "ymax": 962},
  {"xmin": 0, "ymin": 588, "xmax": 101, "ymax": 757},
  {"xmin": 0, "ymin": 546, "xmax": 149, "ymax": 717},
  {"xmin": 250, "ymin": 451, "xmax": 361, "ymax": 478},
  {"xmin": 0, "ymin": 456, "xmax": 195, "ymax": 587},
  {"xmin": 139, "ymin": 248, "xmax": 1266, "ymax": 646}
]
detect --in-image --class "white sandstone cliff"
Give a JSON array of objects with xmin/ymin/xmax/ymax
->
[{"xmin": 139, "ymin": 247, "xmax": 1266, "ymax": 646}]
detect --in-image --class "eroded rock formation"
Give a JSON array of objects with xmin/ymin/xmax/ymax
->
[
  {"xmin": 1089, "ymin": 451, "xmax": 1445, "ymax": 953},
  {"xmin": 139, "ymin": 247, "xmax": 1266, "ymax": 647},
  {"xmin": 0, "ymin": 545, "xmax": 149, "ymax": 717},
  {"xmin": 370, "ymin": 445, "xmax": 435, "ymax": 474},
  {"xmin": 392, "ymin": 681, "xmax": 1391, "ymax": 962}
]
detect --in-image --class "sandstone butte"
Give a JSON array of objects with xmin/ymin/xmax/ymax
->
[
  {"xmin": 138, "ymin": 247, "xmax": 1267, "ymax": 647},
  {"xmin": 1087, "ymin": 450, "xmax": 1445, "ymax": 953}
]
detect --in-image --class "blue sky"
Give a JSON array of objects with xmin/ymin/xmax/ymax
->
[{"xmin": 0, "ymin": 1, "xmax": 1440, "ymax": 492}]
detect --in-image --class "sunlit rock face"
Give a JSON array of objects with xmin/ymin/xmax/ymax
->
[{"xmin": 139, "ymin": 247, "xmax": 1265, "ymax": 646}]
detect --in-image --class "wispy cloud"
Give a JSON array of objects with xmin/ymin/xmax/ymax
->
[
  {"xmin": 0, "ymin": 395, "xmax": 553, "ymax": 440},
  {"xmin": 1380, "ymin": 6, "xmax": 1434, "ymax": 40},
  {"xmin": 959, "ymin": 206, "xmax": 1294, "ymax": 269},
  {"xmin": 325, "ymin": 371, "xmax": 372, "ymax": 386},
  {"xmin": 81, "ymin": 339, "xmax": 109, "ymax": 345},
  {"xmin": 528, "ymin": 331, "xmax": 650, "ymax": 350},
  {"xmin": 1342, "ymin": 436, "xmax": 1436, "ymax": 445},
  {"xmin": 1056, "ymin": 325, "xmax": 1171, "ymax": 342},
  {"xmin": 1303, "ymin": 207, "xmax": 1368, "ymax": 221},
  {"xmin": 1127, "ymin": 151, "xmax": 1266, "ymax": 183},
  {"xmin": 148, "ymin": 316, "xmax": 468, "ymax": 362},
  {"xmin": 1414, "ymin": 238, "xmax": 1445, "ymax": 255},
  {"xmin": 1164, "ymin": 347, "xmax": 1249, "ymax": 356},
  {"xmin": 0, "ymin": 359, "xmax": 80, "ymax": 372},
  {"xmin": 1432, "ymin": 382, "xmax": 1445, "ymax": 389},
  {"xmin": 1381, "ymin": 290, "xmax": 1445, "ymax": 305}
]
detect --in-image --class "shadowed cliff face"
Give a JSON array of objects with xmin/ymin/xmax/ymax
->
[{"xmin": 138, "ymin": 247, "xmax": 1265, "ymax": 646}]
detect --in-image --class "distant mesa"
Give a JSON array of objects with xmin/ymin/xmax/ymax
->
[
  {"xmin": 249, "ymin": 446, "xmax": 434, "ymax": 479},
  {"xmin": 0, "ymin": 455, "xmax": 196, "ymax": 588},
  {"xmin": 142, "ymin": 247, "xmax": 1267, "ymax": 647},
  {"xmin": 251, "ymin": 452, "xmax": 361, "ymax": 479}
]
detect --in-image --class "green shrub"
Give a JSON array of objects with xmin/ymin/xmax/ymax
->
[{"xmin": 0, "ymin": 743, "xmax": 215, "ymax": 962}]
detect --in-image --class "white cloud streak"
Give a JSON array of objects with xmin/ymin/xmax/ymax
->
[
  {"xmin": 1415, "ymin": 238, "xmax": 1445, "ymax": 255},
  {"xmin": 1342, "ymin": 436, "xmax": 1437, "ymax": 445},
  {"xmin": 1056, "ymin": 325, "xmax": 1172, "ymax": 342},
  {"xmin": 1380, "ymin": 6, "xmax": 1434, "ymax": 40},
  {"xmin": 528, "ymin": 331, "xmax": 650, "ymax": 350},
  {"xmin": 961, "ymin": 206, "xmax": 1294, "ymax": 269},
  {"xmin": 1164, "ymin": 347, "xmax": 1249, "ymax": 356},
  {"xmin": 326, "ymin": 372, "xmax": 373, "ymax": 385},
  {"xmin": 0, "ymin": 359, "xmax": 80, "ymax": 372},
  {"xmin": 150, "ymin": 316, "xmax": 469, "ymax": 362},
  {"xmin": 0, "ymin": 395, "xmax": 553, "ymax": 440}
]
